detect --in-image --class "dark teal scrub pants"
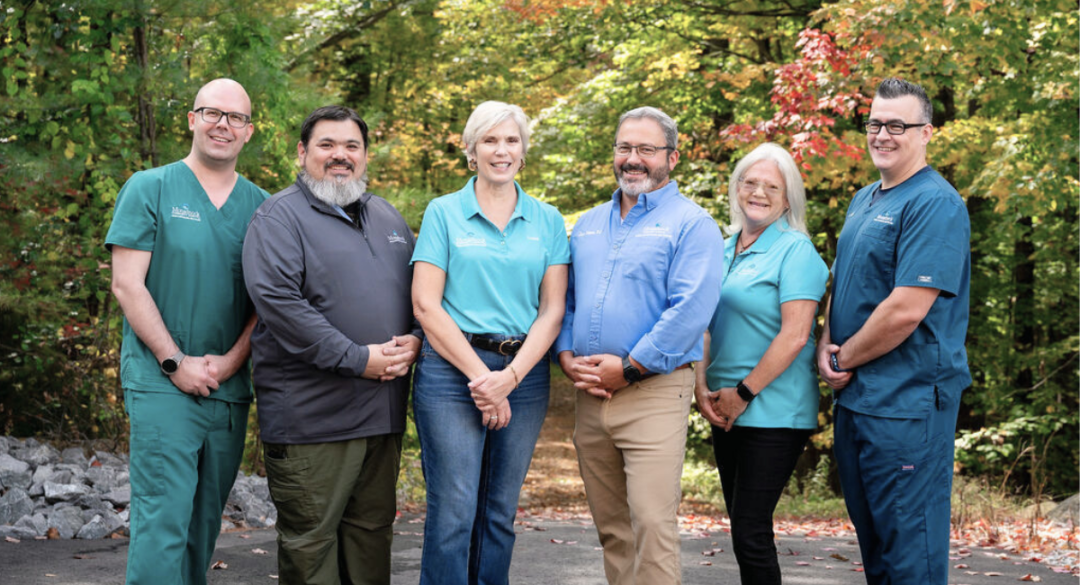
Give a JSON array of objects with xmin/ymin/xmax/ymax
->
[
  {"xmin": 124, "ymin": 390, "xmax": 249, "ymax": 585},
  {"xmin": 834, "ymin": 399, "xmax": 961, "ymax": 585}
]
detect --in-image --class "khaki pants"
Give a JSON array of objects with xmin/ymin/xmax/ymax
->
[
  {"xmin": 573, "ymin": 368, "xmax": 694, "ymax": 585},
  {"xmin": 263, "ymin": 434, "xmax": 402, "ymax": 585}
]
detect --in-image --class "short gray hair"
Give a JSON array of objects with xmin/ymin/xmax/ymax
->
[
  {"xmin": 616, "ymin": 107, "xmax": 678, "ymax": 150},
  {"xmin": 727, "ymin": 142, "xmax": 809, "ymax": 236},
  {"xmin": 462, "ymin": 101, "xmax": 530, "ymax": 163}
]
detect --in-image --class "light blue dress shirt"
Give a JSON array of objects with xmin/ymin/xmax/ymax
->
[
  {"xmin": 705, "ymin": 219, "xmax": 828, "ymax": 429},
  {"xmin": 554, "ymin": 181, "xmax": 724, "ymax": 374},
  {"xmin": 411, "ymin": 177, "xmax": 571, "ymax": 336}
]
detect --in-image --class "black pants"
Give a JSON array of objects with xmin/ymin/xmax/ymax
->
[{"xmin": 712, "ymin": 426, "xmax": 812, "ymax": 585}]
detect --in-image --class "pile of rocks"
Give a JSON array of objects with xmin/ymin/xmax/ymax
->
[{"xmin": 0, "ymin": 436, "xmax": 276, "ymax": 540}]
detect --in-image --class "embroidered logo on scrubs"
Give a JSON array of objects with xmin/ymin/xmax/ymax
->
[
  {"xmin": 387, "ymin": 230, "xmax": 408, "ymax": 245},
  {"xmin": 637, "ymin": 223, "xmax": 672, "ymax": 239},
  {"xmin": 901, "ymin": 464, "xmax": 916, "ymax": 471},
  {"xmin": 170, "ymin": 204, "xmax": 201, "ymax": 222},
  {"xmin": 455, "ymin": 231, "xmax": 486, "ymax": 248},
  {"xmin": 917, "ymin": 275, "xmax": 933, "ymax": 283},
  {"xmin": 873, "ymin": 213, "xmax": 894, "ymax": 225}
]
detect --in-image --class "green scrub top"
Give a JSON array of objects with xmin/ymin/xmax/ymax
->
[{"xmin": 105, "ymin": 161, "xmax": 269, "ymax": 402}]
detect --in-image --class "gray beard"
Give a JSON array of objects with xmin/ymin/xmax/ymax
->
[{"xmin": 300, "ymin": 170, "xmax": 369, "ymax": 208}]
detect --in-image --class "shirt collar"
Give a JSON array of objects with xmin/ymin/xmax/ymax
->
[
  {"xmin": 459, "ymin": 176, "xmax": 530, "ymax": 223},
  {"xmin": 737, "ymin": 217, "xmax": 788, "ymax": 255},
  {"xmin": 610, "ymin": 180, "xmax": 679, "ymax": 213}
]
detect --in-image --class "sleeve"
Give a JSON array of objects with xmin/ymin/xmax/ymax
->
[
  {"xmin": 105, "ymin": 172, "xmax": 158, "ymax": 252},
  {"xmin": 242, "ymin": 210, "xmax": 371, "ymax": 377},
  {"xmin": 410, "ymin": 199, "xmax": 450, "ymax": 270},
  {"xmin": 546, "ymin": 206, "xmax": 571, "ymax": 266},
  {"xmin": 894, "ymin": 192, "xmax": 969, "ymax": 297},
  {"xmin": 553, "ymin": 229, "xmax": 578, "ymax": 355},
  {"xmin": 778, "ymin": 238, "xmax": 829, "ymax": 304},
  {"xmin": 630, "ymin": 214, "xmax": 725, "ymax": 373}
]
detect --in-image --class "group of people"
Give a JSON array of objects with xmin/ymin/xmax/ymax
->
[{"xmin": 106, "ymin": 76, "xmax": 970, "ymax": 585}]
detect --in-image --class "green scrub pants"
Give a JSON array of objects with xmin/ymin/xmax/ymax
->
[{"xmin": 124, "ymin": 390, "xmax": 249, "ymax": 585}]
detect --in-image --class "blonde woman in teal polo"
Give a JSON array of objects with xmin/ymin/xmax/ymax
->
[
  {"xmin": 411, "ymin": 101, "xmax": 569, "ymax": 585},
  {"xmin": 695, "ymin": 142, "xmax": 828, "ymax": 585}
]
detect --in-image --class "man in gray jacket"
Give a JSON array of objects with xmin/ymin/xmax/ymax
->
[{"xmin": 242, "ymin": 105, "xmax": 421, "ymax": 585}]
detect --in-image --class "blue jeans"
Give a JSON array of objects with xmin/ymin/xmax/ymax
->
[{"xmin": 413, "ymin": 336, "xmax": 550, "ymax": 585}]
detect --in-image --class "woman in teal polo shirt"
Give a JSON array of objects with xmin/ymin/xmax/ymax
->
[
  {"xmin": 411, "ymin": 101, "xmax": 570, "ymax": 585},
  {"xmin": 695, "ymin": 142, "xmax": 828, "ymax": 585}
]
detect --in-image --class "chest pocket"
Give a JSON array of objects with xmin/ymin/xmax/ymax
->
[{"xmin": 857, "ymin": 219, "xmax": 898, "ymax": 277}]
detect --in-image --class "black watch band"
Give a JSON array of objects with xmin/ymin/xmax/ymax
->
[
  {"xmin": 830, "ymin": 353, "xmax": 850, "ymax": 373},
  {"xmin": 622, "ymin": 356, "xmax": 644, "ymax": 384},
  {"xmin": 736, "ymin": 380, "xmax": 756, "ymax": 403}
]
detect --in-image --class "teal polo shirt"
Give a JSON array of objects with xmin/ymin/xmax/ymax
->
[
  {"xmin": 705, "ymin": 219, "xmax": 828, "ymax": 429},
  {"xmin": 829, "ymin": 166, "xmax": 971, "ymax": 417},
  {"xmin": 105, "ymin": 161, "xmax": 269, "ymax": 403},
  {"xmin": 411, "ymin": 177, "xmax": 570, "ymax": 336}
]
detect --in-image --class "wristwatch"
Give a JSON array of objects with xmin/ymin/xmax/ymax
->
[
  {"xmin": 160, "ymin": 351, "xmax": 186, "ymax": 376},
  {"xmin": 736, "ymin": 380, "xmax": 756, "ymax": 403},
  {"xmin": 621, "ymin": 356, "xmax": 644, "ymax": 384}
]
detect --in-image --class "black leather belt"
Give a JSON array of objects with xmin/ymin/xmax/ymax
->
[{"xmin": 468, "ymin": 335, "xmax": 525, "ymax": 356}]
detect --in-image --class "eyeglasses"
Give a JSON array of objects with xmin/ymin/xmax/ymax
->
[
  {"xmin": 613, "ymin": 143, "xmax": 675, "ymax": 158},
  {"xmin": 865, "ymin": 121, "xmax": 927, "ymax": 135},
  {"xmin": 193, "ymin": 107, "xmax": 251, "ymax": 128},
  {"xmin": 738, "ymin": 179, "xmax": 783, "ymax": 198}
]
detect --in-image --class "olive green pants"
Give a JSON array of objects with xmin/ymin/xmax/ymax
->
[{"xmin": 263, "ymin": 434, "xmax": 402, "ymax": 585}]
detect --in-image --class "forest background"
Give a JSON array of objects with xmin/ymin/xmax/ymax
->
[{"xmin": 1, "ymin": 0, "xmax": 1077, "ymax": 505}]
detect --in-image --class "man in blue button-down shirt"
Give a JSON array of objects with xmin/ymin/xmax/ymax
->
[{"xmin": 555, "ymin": 107, "xmax": 724, "ymax": 585}]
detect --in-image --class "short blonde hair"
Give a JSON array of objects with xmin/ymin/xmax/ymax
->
[
  {"xmin": 462, "ymin": 101, "xmax": 530, "ymax": 163},
  {"xmin": 727, "ymin": 142, "xmax": 809, "ymax": 236}
]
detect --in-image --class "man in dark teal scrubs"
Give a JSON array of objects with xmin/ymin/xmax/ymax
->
[
  {"xmin": 106, "ymin": 79, "xmax": 268, "ymax": 585},
  {"xmin": 816, "ymin": 78, "xmax": 971, "ymax": 585}
]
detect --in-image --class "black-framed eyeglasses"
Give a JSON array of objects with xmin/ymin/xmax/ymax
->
[
  {"xmin": 865, "ymin": 121, "xmax": 928, "ymax": 135},
  {"xmin": 613, "ymin": 143, "xmax": 675, "ymax": 158},
  {"xmin": 193, "ymin": 107, "xmax": 251, "ymax": 128}
]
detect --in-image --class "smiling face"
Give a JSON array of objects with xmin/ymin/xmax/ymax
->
[
  {"xmin": 737, "ymin": 160, "xmax": 788, "ymax": 234},
  {"xmin": 613, "ymin": 117, "xmax": 678, "ymax": 198},
  {"xmin": 187, "ymin": 79, "xmax": 253, "ymax": 166},
  {"xmin": 473, "ymin": 118, "xmax": 524, "ymax": 187},
  {"xmin": 298, "ymin": 119, "xmax": 368, "ymax": 183},
  {"xmin": 867, "ymin": 95, "xmax": 932, "ymax": 187}
]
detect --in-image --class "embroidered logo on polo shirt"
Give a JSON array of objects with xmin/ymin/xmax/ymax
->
[
  {"xmin": 576, "ymin": 229, "xmax": 603, "ymax": 237},
  {"xmin": 873, "ymin": 213, "xmax": 894, "ymax": 225},
  {"xmin": 171, "ymin": 204, "xmax": 201, "ymax": 222},
  {"xmin": 637, "ymin": 223, "xmax": 672, "ymax": 239},
  {"xmin": 455, "ymin": 231, "xmax": 486, "ymax": 248},
  {"xmin": 387, "ymin": 230, "xmax": 408, "ymax": 245},
  {"xmin": 917, "ymin": 275, "xmax": 933, "ymax": 283}
]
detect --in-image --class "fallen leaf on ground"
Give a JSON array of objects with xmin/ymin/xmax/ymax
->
[
  {"xmin": 830, "ymin": 553, "xmax": 849, "ymax": 562},
  {"xmin": 1018, "ymin": 575, "xmax": 1041, "ymax": 582},
  {"xmin": 699, "ymin": 561, "xmax": 712, "ymax": 566},
  {"xmin": 4, "ymin": 537, "xmax": 19, "ymax": 543},
  {"xmin": 796, "ymin": 561, "xmax": 811, "ymax": 566},
  {"xmin": 252, "ymin": 548, "xmax": 268, "ymax": 555},
  {"xmin": 238, "ymin": 534, "xmax": 251, "ymax": 539},
  {"xmin": 46, "ymin": 528, "xmax": 60, "ymax": 540},
  {"xmin": 955, "ymin": 563, "xmax": 970, "ymax": 568},
  {"xmin": 73, "ymin": 554, "xmax": 93, "ymax": 560},
  {"xmin": 211, "ymin": 561, "xmax": 228, "ymax": 570}
]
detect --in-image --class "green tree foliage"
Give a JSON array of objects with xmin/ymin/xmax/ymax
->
[{"xmin": 1, "ymin": 0, "xmax": 1075, "ymax": 497}]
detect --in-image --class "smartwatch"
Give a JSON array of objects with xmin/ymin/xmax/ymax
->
[
  {"xmin": 736, "ymin": 380, "xmax": 756, "ymax": 403},
  {"xmin": 829, "ymin": 353, "xmax": 850, "ymax": 373},
  {"xmin": 621, "ymin": 356, "xmax": 644, "ymax": 384},
  {"xmin": 161, "ymin": 351, "xmax": 186, "ymax": 376}
]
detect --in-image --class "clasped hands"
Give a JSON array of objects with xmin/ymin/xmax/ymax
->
[
  {"xmin": 469, "ymin": 367, "xmax": 519, "ymax": 431},
  {"xmin": 694, "ymin": 384, "xmax": 746, "ymax": 432},
  {"xmin": 558, "ymin": 352, "xmax": 630, "ymax": 399},
  {"xmin": 170, "ymin": 354, "xmax": 235, "ymax": 397},
  {"xmin": 363, "ymin": 334, "xmax": 422, "ymax": 381}
]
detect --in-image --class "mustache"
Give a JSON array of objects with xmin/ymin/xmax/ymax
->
[
  {"xmin": 325, "ymin": 158, "xmax": 355, "ymax": 171},
  {"xmin": 619, "ymin": 163, "xmax": 648, "ymax": 174}
]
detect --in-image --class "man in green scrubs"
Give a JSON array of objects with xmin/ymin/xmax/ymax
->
[{"xmin": 106, "ymin": 78, "xmax": 268, "ymax": 585}]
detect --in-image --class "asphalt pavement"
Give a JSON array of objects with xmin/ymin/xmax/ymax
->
[{"xmin": 0, "ymin": 514, "xmax": 1074, "ymax": 584}]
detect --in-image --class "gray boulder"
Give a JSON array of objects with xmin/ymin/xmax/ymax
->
[
  {"xmin": 86, "ymin": 466, "xmax": 120, "ymax": 491},
  {"xmin": 14, "ymin": 442, "xmax": 60, "ymax": 467},
  {"xmin": 1048, "ymin": 493, "xmax": 1079, "ymax": 523},
  {"xmin": 44, "ymin": 481, "xmax": 92, "ymax": 503},
  {"xmin": 0, "ymin": 453, "xmax": 32, "ymax": 490},
  {"xmin": 14, "ymin": 512, "xmax": 48, "ymax": 536},
  {"xmin": 0, "ymin": 487, "xmax": 34, "ymax": 525},
  {"xmin": 102, "ymin": 486, "xmax": 130, "ymax": 507},
  {"xmin": 47, "ymin": 505, "xmax": 86, "ymax": 539},
  {"xmin": 75, "ymin": 510, "xmax": 124, "ymax": 539},
  {"xmin": 0, "ymin": 525, "xmax": 38, "ymax": 540},
  {"xmin": 92, "ymin": 451, "xmax": 126, "ymax": 467},
  {"xmin": 61, "ymin": 447, "xmax": 89, "ymax": 467}
]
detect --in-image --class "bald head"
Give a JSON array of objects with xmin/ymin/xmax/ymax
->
[{"xmin": 193, "ymin": 78, "xmax": 252, "ymax": 116}]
